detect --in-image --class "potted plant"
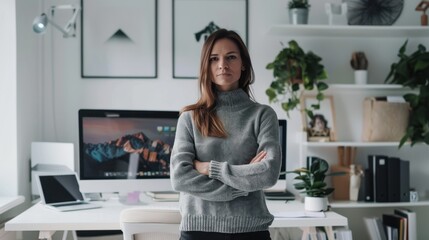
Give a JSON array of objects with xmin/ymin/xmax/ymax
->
[
  {"xmin": 287, "ymin": 157, "xmax": 344, "ymax": 211},
  {"xmin": 288, "ymin": 0, "xmax": 310, "ymax": 24},
  {"xmin": 350, "ymin": 51, "xmax": 368, "ymax": 84},
  {"xmin": 385, "ymin": 40, "xmax": 429, "ymax": 147},
  {"xmin": 266, "ymin": 40, "xmax": 329, "ymax": 118}
]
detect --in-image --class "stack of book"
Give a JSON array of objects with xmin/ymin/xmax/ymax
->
[
  {"xmin": 364, "ymin": 155, "xmax": 410, "ymax": 203},
  {"xmin": 301, "ymin": 227, "xmax": 352, "ymax": 240},
  {"xmin": 364, "ymin": 208, "xmax": 416, "ymax": 240},
  {"xmin": 145, "ymin": 191, "xmax": 179, "ymax": 202}
]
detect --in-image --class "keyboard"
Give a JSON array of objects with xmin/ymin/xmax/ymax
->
[{"xmin": 264, "ymin": 190, "xmax": 295, "ymax": 200}]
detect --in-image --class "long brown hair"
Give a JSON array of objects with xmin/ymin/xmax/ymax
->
[{"xmin": 181, "ymin": 29, "xmax": 255, "ymax": 137}]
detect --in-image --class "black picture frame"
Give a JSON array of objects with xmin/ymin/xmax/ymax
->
[
  {"xmin": 172, "ymin": 0, "xmax": 248, "ymax": 79},
  {"xmin": 81, "ymin": 0, "xmax": 158, "ymax": 78},
  {"xmin": 347, "ymin": 0, "xmax": 404, "ymax": 26}
]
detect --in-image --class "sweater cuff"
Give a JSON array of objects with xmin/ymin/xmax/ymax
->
[
  {"xmin": 209, "ymin": 160, "xmax": 222, "ymax": 180},
  {"xmin": 232, "ymin": 189, "xmax": 249, "ymax": 198}
]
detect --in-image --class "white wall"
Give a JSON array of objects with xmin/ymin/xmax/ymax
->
[
  {"xmin": 0, "ymin": 0, "xmax": 18, "ymax": 196},
  {"xmin": 13, "ymin": 0, "xmax": 429, "ymax": 239}
]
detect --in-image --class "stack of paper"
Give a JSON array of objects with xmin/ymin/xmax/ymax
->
[
  {"xmin": 273, "ymin": 211, "xmax": 325, "ymax": 218},
  {"xmin": 144, "ymin": 191, "xmax": 179, "ymax": 202}
]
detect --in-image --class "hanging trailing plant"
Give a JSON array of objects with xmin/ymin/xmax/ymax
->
[
  {"xmin": 266, "ymin": 40, "xmax": 329, "ymax": 118},
  {"xmin": 385, "ymin": 40, "xmax": 429, "ymax": 147}
]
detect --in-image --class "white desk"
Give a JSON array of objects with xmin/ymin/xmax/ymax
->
[
  {"xmin": 5, "ymin": 198, "xmax": 347, "ymax": 240},
  {"xmin": 0, "ymin": 196, "xmax": 25, "ymax": 239},
  {"xmin": 0, "ymin": 196, "xmax": 25, "ymax": 215}
]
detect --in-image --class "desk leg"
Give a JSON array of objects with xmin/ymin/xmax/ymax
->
[
  {"xmin": 62, "ymin": 231, "xmax": 68, "ymax": 240},
  {"xmin": 39, "ymin": 231, "xmax": 55, "ymax": 240},
  {"xmin": 324, "ymin": 226, "xmax": 335, "ymax": 240},
  {"xmin": 301, "ymin": 227, "xmax": 317, "ymax": 240},
  {"xmin": 271, "ymin": 229, "xmax": 279, "ymax": 239},
  {"xmin": 61, "ymin": 230, "xmax": 78, "ymax": 240}
]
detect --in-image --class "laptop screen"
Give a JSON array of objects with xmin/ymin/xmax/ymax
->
[{"xmin": 39, "ymin": 174, "xmax": 85, "ymax": 204}]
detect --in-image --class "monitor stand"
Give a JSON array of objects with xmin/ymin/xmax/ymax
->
[
  {"xmin": 118, "ymin": 191, "xmax": 149, "ymax": 205},
  {"xmin": 112, "ymin": 191, "xmax": 180, "ymax": 205}
]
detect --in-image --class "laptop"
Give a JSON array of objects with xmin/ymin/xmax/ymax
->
[{"xmin": 37, "ymin": 173, "xmax": 102, "ymax": 212}]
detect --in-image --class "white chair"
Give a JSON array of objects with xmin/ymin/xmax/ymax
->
[{"xmin": 120, "ymin": 207, "xmax": 181, "ymax": 240}]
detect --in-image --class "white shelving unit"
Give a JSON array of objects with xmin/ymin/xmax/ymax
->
[
  {"xmin": 328, "ymin": 84, "xmax": 404, "ymax": 90},
  {"xmin": 268, "ymin": 25, "xmax": 429, "ymax": 38},
  {"xmin": 299, "ymin": 139, "xmax": 429, "ymax": 209},
  {"xmin": 302, "ymin": 141, "xmax": 404, "ymax": 147},
  {"xmin": 331, "ymin": 200, "xmax": 429, "ymax": 208},
  {"xmin": 270, "ymin": 22, "xmax": 429, "ymax": 239},
  {"xmin": 276, "ymin": 24, "xmax": 428, "ymax": 211}
]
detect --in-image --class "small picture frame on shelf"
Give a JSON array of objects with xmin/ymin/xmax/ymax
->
[{"xmin": 301, "ymin": 95, "xmax": 336, "ymax": 142}]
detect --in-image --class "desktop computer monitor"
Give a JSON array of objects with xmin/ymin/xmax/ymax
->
[
  {"xmin": 78, "ymin": 109, "xmax": 179, "ymax": 194},
  {"xmin": 265, "ymin": 119, "xmax": 287, "ymax": 191},
  {"xmin": 278, "ymin": 119, "xmax": 287, "ymax": 180},
  {"xmin": 78, "ymin": 109, "xmax": 287, "ymax": 194}
]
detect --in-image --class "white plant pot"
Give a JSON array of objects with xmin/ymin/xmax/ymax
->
[
  {"xmin": 354, "ymin": 70, "xmax": 368, "ymax": 85},
  {"xmin": 304, "ymin": 196, "xmax": 328, "ymax": 212},
  {"xmin": 289, "ymin": 8, "xmax": 309, "ymax": 25}
]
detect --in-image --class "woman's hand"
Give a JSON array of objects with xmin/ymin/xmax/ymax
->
[
  {"xmin": 249, "ymin": 151, "xmax": 267, "ymax": 164},
  {"xmin": 193, "ymin": 151, "xmax": 267, "ymax": 176},
  {"xmin": 194, "ymin": 160, "xmax": 210, "ymax": 175}
]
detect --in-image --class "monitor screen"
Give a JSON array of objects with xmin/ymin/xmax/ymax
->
[{"xmin": 78, "ymin": 109, "xmax": 179, "ymax": 193}]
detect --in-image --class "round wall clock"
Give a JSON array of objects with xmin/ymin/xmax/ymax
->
[{"xmin": 347, "ymin": 0, "xmax": 404, "ymax": 25}]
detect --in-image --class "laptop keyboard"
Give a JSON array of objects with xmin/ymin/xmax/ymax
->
[{"xmin": 55, "ymin": 202, "xmax": 89, "ymax": 207}]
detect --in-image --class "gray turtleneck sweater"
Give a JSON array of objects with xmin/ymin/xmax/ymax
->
[{"xmin": 170, "ymin": 88, "xmax": 281, "ymax": 233}]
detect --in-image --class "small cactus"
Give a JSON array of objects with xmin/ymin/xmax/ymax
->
[{"xmin": 350, "ymin": 51, "xmax": 368, "ymax": 70}]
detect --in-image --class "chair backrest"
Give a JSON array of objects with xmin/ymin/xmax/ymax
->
[{"xmin": 120, "ymin": 207, "xmax": 181, "ymax": 240}]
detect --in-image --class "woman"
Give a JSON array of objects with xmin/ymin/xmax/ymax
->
[
  {"xmin": 171, "ymin": 29, "xmax": 281, "ymax": 240},
  {"xmin": 308, "ymin": 114, "xmax": 330, "ymax": 137}
]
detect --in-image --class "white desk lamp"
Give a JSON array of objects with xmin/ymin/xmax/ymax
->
[{"xmin": 32, "ymin": 5, "xmax": 80, "ymax": 38}]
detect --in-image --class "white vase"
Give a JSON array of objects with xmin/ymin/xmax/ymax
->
[
  {"xmin": 304, "ymin": 196, "xmax": 328, "ymax": 212},
  {"xmin": 354, "ymin": 70, "xmax": 368, "ymax": 85},
  {"xmin": 325, "ymin": 3, "xmax": 348, "ymax": 25}
]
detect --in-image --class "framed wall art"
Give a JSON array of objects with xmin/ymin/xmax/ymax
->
[
  {"xmin": 172, "ymin": 0, "xmax": 248, "ymax": 79},
  {"xmin": 81, "ymin": 0, "xmax": 157, "ymax": 78},
  {"xmin": 301, "ymin": 95, "xmax": 336, "ymax": 142}
]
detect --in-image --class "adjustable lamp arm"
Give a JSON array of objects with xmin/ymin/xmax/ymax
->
[
  {"xmin": 32, "ymin": 5, "xmax": 81, "ymax": 38},
  {"xmin": 51, "ymin": 5, "xmax": 80, "ymax": 36}
]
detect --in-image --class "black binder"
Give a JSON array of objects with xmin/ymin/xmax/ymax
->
[
  {"xmin": 364, "ymin": 168, "xmax": 374, "ymax": 202},
  {"xmin": 368, "ymin": 155, "xmax": 389, "ymax": 202},
  {"xmin": 387, "ymin": 157, "xmax": 401, "ymax": 202},
  {"xmin": 399, "ymin": 160, "xmax": 410, "ymax": 202}
]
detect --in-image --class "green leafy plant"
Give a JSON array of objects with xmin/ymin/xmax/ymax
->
[
  {"xmin": 385, "ymin": 40, "xmax": 429, "ymax": 147},
  {"xmin": 287, "ymin": 158, "xmax": 344, "ymax": 197},
  {"xmin": 288, "ymin": 0, "xmax": 310, "ymax": 9},
  {"xmin": 266, "ymin": 40, "xmax": 329, "ymax": 118}
]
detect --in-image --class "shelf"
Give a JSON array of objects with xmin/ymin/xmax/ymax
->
[
  {"xmin": 331, "ymin": 200, "xmax": 429, "ymax": 208},
  {"xmin": 268, "ymin": 25, "xmax": 429, "ymax": 38},
  {"xmin": 302, "ymin": 141, "xmax": 403, "ymax": 147},
  {"xmin": 328, "ymin": 84, "xmax": 404, "ymax": 90}
]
